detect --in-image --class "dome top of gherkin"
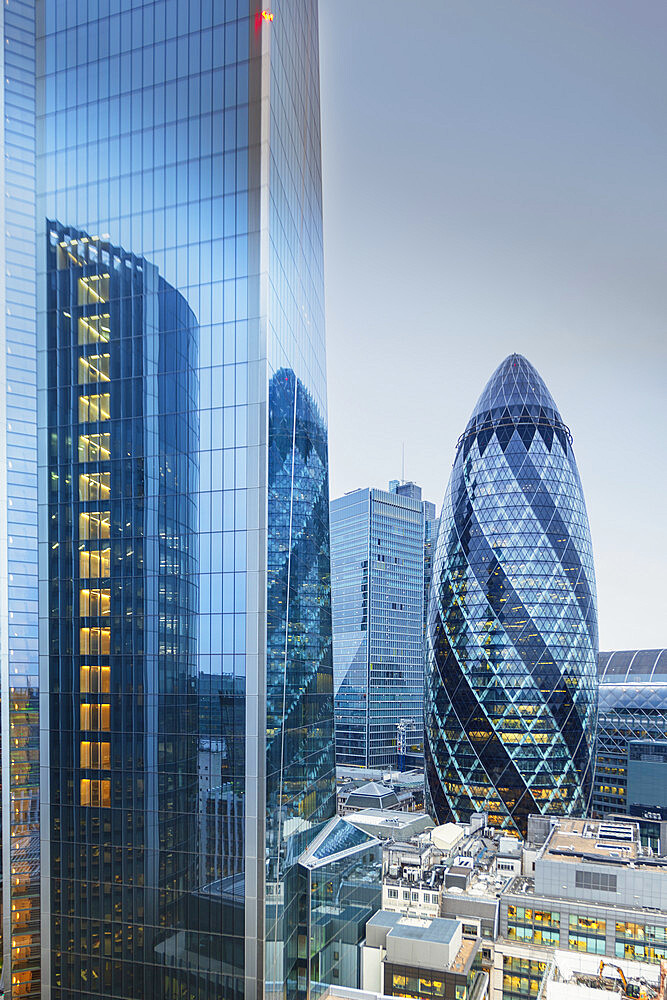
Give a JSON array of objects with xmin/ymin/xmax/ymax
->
[{"xmin": 469, "ymin": 353, "xmax": 561, "ymax": 424}]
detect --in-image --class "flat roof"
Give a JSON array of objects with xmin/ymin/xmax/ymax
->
[{"xmin": 541, "ymin": 818, "xmax": 667, "ymax": 870}]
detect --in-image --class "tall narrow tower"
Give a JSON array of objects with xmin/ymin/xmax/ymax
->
[
  {"xmin": 36, "ymin": 4, "xmax": 334, "ymax": 1000},
  {"xmin": 0, "ymin": 1, "xmax": 39, "ymax": 997},
  {"xmin": 425, "ymin": 355, "xmax": 598, "ymax": 836}
]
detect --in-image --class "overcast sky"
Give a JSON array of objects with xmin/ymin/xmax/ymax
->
[{"xmin": 318, "ymin": 0, "xmax": 667, "ymax": 652}]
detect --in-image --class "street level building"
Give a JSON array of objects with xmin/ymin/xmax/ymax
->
[
  {"xmin": 371, "ymin": 813, "xmax": 667, "ymax": 1000},
  {"xmin": 362, "ymin": 910, "xmax": 489, "ymax": 1000},
  {"xmin": 331, "ymin": 483, "xmax": 434, "ymax": 769}
]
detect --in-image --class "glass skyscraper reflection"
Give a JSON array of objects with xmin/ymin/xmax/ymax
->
[
  {"xmin": 425, "ymin": 355, "xmax": 598, "ymax": 836},
  {"xmin": 30, "ymin": 3, "xmax": 334, "ymax": 1000}
]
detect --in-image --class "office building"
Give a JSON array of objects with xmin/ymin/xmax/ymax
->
[
  {"xmin": 372, "ymin": 812, "xmax": 667, "ymax": 1000},
  {"xmin": 331, "ymin": 483, "xmax": 433, "ymax": 769},
  {"xmin": 425, "ymin": 354, "xmax": 598, "ymax": 836},
  {"xmin": 34, "ymin": 4, "xmax": 335, "ymax": 1000},
  {"xmin": 594, "ymin": 649, "xmax": 667, "ymax": 818},
  {"xmin": 0, "ymin": 0, "xmax": 39, "ymax": 996},
  {"xmin": 362, "ymin": 910, "xmax": 489, "ymax": 1000}
]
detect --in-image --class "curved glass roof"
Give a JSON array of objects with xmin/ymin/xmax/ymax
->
[
  {"xmin": 599, "ymin": 649, "xmax": 667, "ymax": 684},
  {"xmin": 469, "ymin": 353, "xmax": 560, "ymax": 423}
]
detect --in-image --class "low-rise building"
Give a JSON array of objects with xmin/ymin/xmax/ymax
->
[
  {"xmin": 362, "ymin": 910, "xmax": 489, "ymax": 1000},
  {"xmin": 347, "ymin": 809, "xmax": 435, "ymax": 843},
  {"xmin": 339, "ymin": 781, "xmax": 415, "ymax": 815},
  {"xmin": 369, "ymin": 813, "xmax": 667, "ymax": 1000},
  {"xmin": 494, "ymin": 819, "xmax": 667, "ymax": 1000}
]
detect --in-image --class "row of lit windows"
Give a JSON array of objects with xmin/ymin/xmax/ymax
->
[
  {"xmin": 75, "ymin": 281, "xmax": 112, "ymax": 810},
  {"xmin": 508, "ymin": 907, "xmax": 559, "ymax": 927}
]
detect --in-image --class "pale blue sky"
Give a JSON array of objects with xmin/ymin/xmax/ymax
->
[{"xmin": 319, "ymin": 0, "xmax": 667, "ymax": 651}]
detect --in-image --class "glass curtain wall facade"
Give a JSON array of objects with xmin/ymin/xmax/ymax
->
[
  {"xmin": 0, "ymin": 2, "xmax": 39, "ymax": 998},
  {"xmin": 43, "ymin": 221, "xmax": 199, "ymax": 998},
  {"xmin": 425, "ymin": 354, "xmax": 598, "ymax": 836},
  {"xmin": 297, "ymin": 817, "xmax": 382, "ymax": 1000},
  {"xmin": 594, "ymin": 649, "xmax": 667, "ymax": 816},
  {"xmin": 331, "ymin": 487, "xmax": 425, "ymax": 770},
  {"xmin": 36, "ymin": 4, "xmax": 334, "ymax": 1000}
]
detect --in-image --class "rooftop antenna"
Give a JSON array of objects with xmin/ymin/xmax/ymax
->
[{"xmin": 401, "ymin": 442, "xmax": 405, "ymax": 484}]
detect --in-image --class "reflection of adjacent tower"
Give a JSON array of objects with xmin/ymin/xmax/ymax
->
[
  {"xmin": 426, "ymin": 354, "xmax": 598, "ymax": 837},
  {"xmin": 44, "ymin": 223, "xmax": 198, "ymax": 993},
  {"xmin": 265, "ymin": 368, "xmax": 336, "ymax": 999}
]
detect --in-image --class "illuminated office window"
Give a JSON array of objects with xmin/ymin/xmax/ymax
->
[
  {"xmin": 80, "ymin": 665, "xmax": 111, "ymax": 694},
  {"xmin": 79, "ymin": 548, "xmax": 110, "ymax": 579},
  {"xmin": 78, "ymin": 274, "xmax": 109, "ymax": 306},
  {"xmin": 78, "ymin": 433, "xmax": 110, "ymax": 463},
  {"xmin": 80, "ymin": 779, "xmax": 111, "ymax": 808},
  {"xmin": 79, "ymin": 511, "xmax": 110, "ymax": 540},
  {"xmin": 80, "ymin": 703, "xmax": 110, "ymax": 731},
  {"xmin": 79, "ymin": 472, "xmax": 110, "ymax": 501},
  {"xmin": 78, "ymin": 313, "xmax": 110, "ymax": 345},
  {"xmin": 78, "ymin": 394, "xmax": 110, "ymax": 422},
  {"xmin": 80, "ymin": 741, "xmax": 111, "ymax": 769},
  {"xmin": 79, "ymin": 588, "xmax": 110, "ymax": 617},
  {"xmin": 80, "ymin": 627, "xmax": 111, "ymax": 656},
  {"xmin": 78, "ymin": 354, "xmax": 110, "ymax": 384}
]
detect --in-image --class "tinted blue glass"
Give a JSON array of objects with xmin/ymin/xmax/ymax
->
[
  {"xmin": 594, "ymin": 649, "xmax": 667, "ymax": 816},
  {"xmin": 425, "ymin": 354, "xmax": 599, "ymax": 836},
  {"xmin": 1, "ymin": 1, "xmax": 39, "ymax": 995},
  {"xmin": 330, "ymin": 488, "xmax": 426, "ymax": 770},
  {"xmin": 37, "ymin": 3, "xmax": 333, "ymax": 1000}
]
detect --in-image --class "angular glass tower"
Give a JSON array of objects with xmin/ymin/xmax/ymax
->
[
  {"xmin": 425, "ymin": 354, "xmax": 598, "ymax": 836},
  {"xmin": 35, "ymin": 4, "xmax": 334, "ymax": 1000}
]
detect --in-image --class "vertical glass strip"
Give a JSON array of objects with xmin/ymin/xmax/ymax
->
[{"xmin": 0, "ymin": 1, "xmax": 39, "ymax": 998}]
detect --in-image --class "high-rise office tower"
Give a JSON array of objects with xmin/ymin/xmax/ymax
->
[
  {"xmin": 594, "ymin": 649, "xmax": 667, "ymax": 817},
  {"xmin": 330, "ymin": 483, "xmax": 431, "ymax": 769},
  {"xmin": 0, "ymin": 1, "xmax": 39, "ymax": 997},
  {"xmin": 425, "ymin": 355, "xmax": 598, "ymax": 836},
  {"xmin": 32, "ymin": 4, "xmax": 334, "ymax": 1000}
]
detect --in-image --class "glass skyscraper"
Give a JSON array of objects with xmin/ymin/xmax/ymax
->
[
  {"xmin": 20, "ymin": 3, "xmax": 335, "ymax": 1000},
  {"xmin": 594, "ymin": 649, "xmax": 667, "ymax": 817},
  {"xmin": 0, "ymin": 1, "xmax": 39, "ymax": 996},
  {"xmin": 425, "ymin": 354, "xmax": 598, "ymax": 836},
  {"xmin": 330, "ymin": 484, "xmax": 429, "ymax": 770}
]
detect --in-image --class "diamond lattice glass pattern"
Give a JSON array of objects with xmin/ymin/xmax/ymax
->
[{"xmin": 425, "ymin": 354, "xmax": 598, "ymax": 835}]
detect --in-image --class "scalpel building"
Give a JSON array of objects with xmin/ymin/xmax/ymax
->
[
  {"xmin": 425, "ymin": 354, "xmax": 598, "ymax": 836},
  {"xmin": 33, "ymin": 4, "xmax": 335, "ymax": 1000}
]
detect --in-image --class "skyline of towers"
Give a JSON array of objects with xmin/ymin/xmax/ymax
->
[{"xmin": 425, "ymin": 354, "xmax": 599, "ymax": 836}]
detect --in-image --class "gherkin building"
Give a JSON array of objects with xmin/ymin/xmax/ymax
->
[{"xmin": 425, "ymin": 354, "xmax": 598, "ymax": 835}]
